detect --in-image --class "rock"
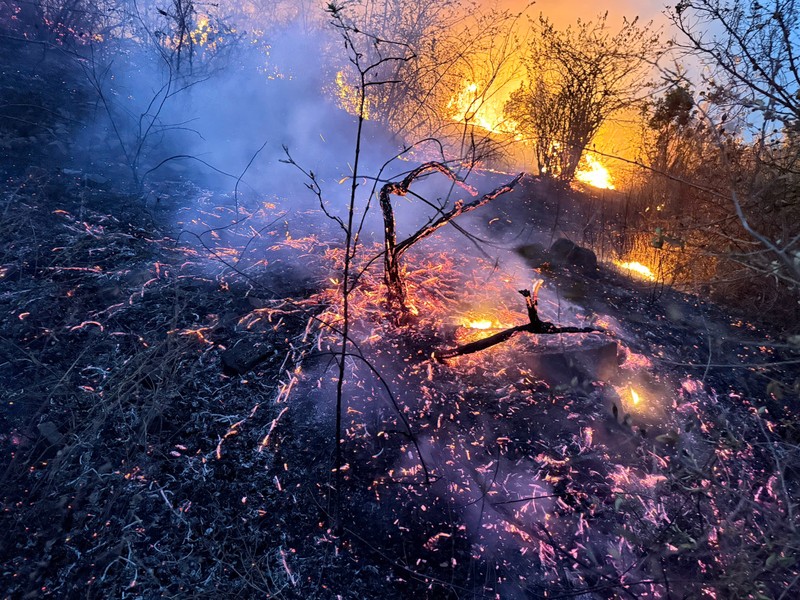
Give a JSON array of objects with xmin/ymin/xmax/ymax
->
[
  {"xmin": 37, "ymin": 421, "xmax": 63, "ymax": 446},
  {"xmin": 516, "ymin": 243, "xmax": 548, "ymax": 268},
  {"xmin": 549, "ymin": 238, "xmax": 577, "ymax": 261},
  {"xmin": 572, "ymin": 246, "xmax": 598, "ymax": 271},
  {"xmin": 549, "ymin": 238, "xmax": 598, "ymax": 272},
  {"xmin": 221, "ymin": 338, "xmax": 275, "ymax": 375},
  {"xmin": 521, "ymin": 337, "xmax": 618, "ymax": 385}
]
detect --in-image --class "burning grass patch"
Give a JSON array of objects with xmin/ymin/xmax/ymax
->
[
  {"xmin": 1, "ymin": 168, "xmax": 798, "ymax": 598},
  {"xmin": 234, "ymin": 217, "xmax": 797, "ymax": 596}
]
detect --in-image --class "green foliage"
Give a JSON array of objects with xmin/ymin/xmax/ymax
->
[{"xmin": 620, "ymin": 0, "xmax": 800, "ymax": 321}]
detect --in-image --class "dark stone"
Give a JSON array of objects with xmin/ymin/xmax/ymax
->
[
  {"xmin": 516, "ymin": 243, "xmax": 548, "ymax": 268},
  {"xmin": 571, "ymin": 246, "xmax": 598, "ymax": 271},
  {"xmin": 221, "ymin": 338, "xmax": 274, "ymax": 375},
  {"xmin": 549, "ymin": 238, "xmax": 576, "ymax": 262},
  {"xmin": 520, "ymin": 337, "xmax": 619, "ymax": 385},
  {"xmin": 549, "ymin": 238, "xmax": 597, "ymax": 271}
]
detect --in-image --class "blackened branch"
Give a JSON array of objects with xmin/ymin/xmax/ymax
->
[
  {"xmin": 436, "ymin": 281, "xmax": 605, "ymax": 360},
  {"xmin": 380, "ymin": 165, "xmax": 523, "ymax": 313}
]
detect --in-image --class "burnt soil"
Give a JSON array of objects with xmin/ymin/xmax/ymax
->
[{"xmin": 2, "ymin": 38, "xmax": 800, "ymax": 600}]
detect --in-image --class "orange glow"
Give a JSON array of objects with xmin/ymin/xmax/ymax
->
[
  {"xmin": 447, "ymin": 81, "xmax": 518, "ymax": 135},
  {"xmin": 468, "ymin": 319, "xmax": 494, "ymax": 329},
  {"xmin": 574, "ymin": 154, "xmax": 615, "ymax": 189},
  {"xmin": 191, "ymin": 15, "xmax": 212, "ymax": 47},
  {"xmin": 630, "ymin": 388, "xmax": 641, "ymax": 405},
  {"xmin": 458, "ymin": 312, "xmax": 512, "ymax": 331},
  {"xmin": 335, "ymin": 70, "xmax": 370, "ymax": 118},
  {"xmin": 614, "ymin": 261, "xmax": 655, "ymax": 280}
]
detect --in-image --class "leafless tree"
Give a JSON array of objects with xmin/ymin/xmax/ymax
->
[
  {"xmin": 155, "ymin": 0, "xmax": 197, "ymax": 73},
  {"xmin": 505, "ymin": 13, "xmax": 660, "ymax": 181},
  {"xmin": 334, "ymin": 0, "xmax": 530, "ymax": 148},
  {"xmin": 379, "ymin": 162, "xmax": 522, "ymax": 314},
  {"xmin": 668, "ymin": 0, "xmax": 800, "ymax": 293}
]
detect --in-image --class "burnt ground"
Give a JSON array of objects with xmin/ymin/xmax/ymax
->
[{"xmin": 2, "ymin": 38, "xmax": 800, "ymax": 600}]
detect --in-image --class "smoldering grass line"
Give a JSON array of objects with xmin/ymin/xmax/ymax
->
[{"xmin": 231, "ymin": 214, "xmax": 289, "ymax": 270}]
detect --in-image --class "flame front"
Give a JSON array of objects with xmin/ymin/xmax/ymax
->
[
  {"xmin": 336, "ymin": 70, "xmax": 370, "ymax": 118},
  {"xmin": 447, "ymin": 80, "xmax": 518, "ymax": 135},
  {"xmin": 468, "ymin": 319, "xmax": 493, "ymax": 329},
  {"xmin": 574, "ymin": 154, "xmax": 615, "ymax": 189},
  {"xmin": 615, "ymin": 261, "xmax": 656, "ymax": 281}
]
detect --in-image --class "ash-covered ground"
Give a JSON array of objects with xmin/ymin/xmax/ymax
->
[{"xmin": 1, "ymin": 35, "xmax": 799, "ymax": 600}]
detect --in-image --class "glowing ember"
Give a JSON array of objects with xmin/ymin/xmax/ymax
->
[
  {"xmin": 575, "ymin": 154, "xmax": 614, "ymax": 189},
  {"xmin": 458, "ymin": 313, "xmax": 510, "ymax": 331},
  {"xmin": 630, "ymin": 388, "xmax": 641, "ymax": 405},
  {"xmin": 191, "ymin": 15, "xmax": 212, "ymax": 47},
  {"xmin": 614, "ymin": 260, "xmax": 656, "ymax": 281}
]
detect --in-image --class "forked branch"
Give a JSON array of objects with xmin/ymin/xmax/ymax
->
[
  {"xmin": 435, "ymin": 280, "xmax": 604, "ymax": 360},
  {"xmin": 380, "ymin": 164, "xmax": 523, "ymax": 313}
]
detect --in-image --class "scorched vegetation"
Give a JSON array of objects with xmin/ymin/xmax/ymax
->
[{"xmin": 1, "ymin": 1, "xmax": 798, "ymax": 599}]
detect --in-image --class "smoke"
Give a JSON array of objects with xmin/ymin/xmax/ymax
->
[
  {"xmin": 63, "ymin": 0, "xmax": 533, "ymax": 236},
  {"xmin": 64, "ymin": 2, "xmax": 679, "ymax": 591}
]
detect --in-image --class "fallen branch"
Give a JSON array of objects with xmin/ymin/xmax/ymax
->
[{"xmin": 435, "ymin": 280, "xmax": 604, "ymax": 360}]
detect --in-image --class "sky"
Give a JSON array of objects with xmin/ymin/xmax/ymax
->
[
  {"xmin": 507, "ymin": 0, "xmax": 677, "ymax": 162},
  {"xmin": 499, "ymin": 0, "xmax": 670, "ymax": 26}
]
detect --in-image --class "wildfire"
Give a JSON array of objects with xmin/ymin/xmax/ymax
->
[
  {"xmin": 574, "ymin": 154, "xmax": 615, "ymax": 190},
  {"xmin": 335, "ymin": 70, "xmax": 371, "ymax": 118},
  {"xmin": 614, "ymin": 261, "xmax": 656, "ymax": 281},
  {"xmin": 191, "ymin": 15, "xmax": 212, "ymax": 47},
  {"xmin": 447, "ymin": 81, "xmax": 518, "ymax": 135},
  {"xmin": 458, "ymin": 312, "xmax": 512, "ymax": 331},
  {"xmin": 158, "ymin": 13, "xmax": 228, "ymax": 55}
]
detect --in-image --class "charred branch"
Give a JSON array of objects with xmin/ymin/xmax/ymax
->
[
  {"xmin": 436, "ymin": 280, "xmax": 604, "ymax": 360},
  {"xmin": 380, "ymin": 163, "xmax": 523, "ymax": 312}
]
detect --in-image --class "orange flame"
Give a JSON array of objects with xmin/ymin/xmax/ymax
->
[
  {"xmin": 614, "ymin": 261, "xmax": 656, "ymax": 281},
  {"xmin": 574, "ymin": 154, "xmax": 615, "ymax": 189},
  {"xmin": 467, "ymin": 319, "xmax": 494, "ymax": 329},
  {"xmin": 630, "ymin": 388, "xmax": 641, "ymax": 405},
  {"xmin": 447, "ymin": 80, "xmax": 518, "ymax": 135}
]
